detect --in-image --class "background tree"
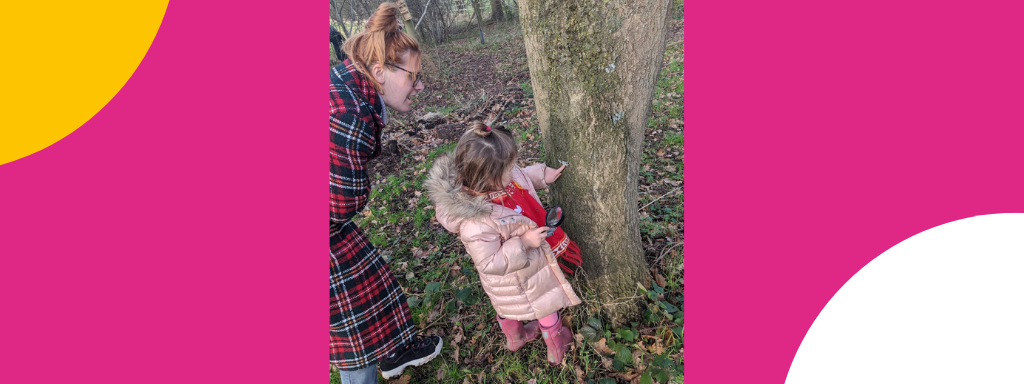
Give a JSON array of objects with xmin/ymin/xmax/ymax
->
[
  {"xmin": 488, "ymin": 0, "xmax": 505, "ymax": 21},
  {"xmin": 518, "ymin": 0, "xmax": 671, "ymax": 326},
  {"xmin": 330, "ymin": 0, "xmax": 350, "ymax": 37},
  {"xmin": 469, "ymin": 0, "xmax": 486, "ymax": 44}
]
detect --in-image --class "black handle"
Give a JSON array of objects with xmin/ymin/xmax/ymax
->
[{"xmin": 545, "ymin": 206, "xmax": 564, "ymax": 236}]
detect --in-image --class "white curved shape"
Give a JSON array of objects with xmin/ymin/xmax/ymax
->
[{"xmin": 786, "ymin": 213, "xmax": 1024, "ymax": 383}]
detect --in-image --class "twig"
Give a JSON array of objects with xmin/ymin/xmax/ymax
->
[
  {"xmin": 455, "ymin": 7, "xmax": 480, "ymax": 35},
  {"xmin": 638, "ymin": 323, "xmax": 682, "ymax": 334},
  {"xmin": 640, "ymin": 186, "xmax": 681, "ymax": 211},
  {"xmin": 415, "ymin": 0, "xmax": 432, "ymax": 30},
  {"xmin": 652, "ymin": 241, "xmax": 682, "ymax": 267}
]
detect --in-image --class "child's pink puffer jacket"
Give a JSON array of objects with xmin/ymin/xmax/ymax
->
[{"xmin": 425, "ymin": 154, "xmax": 581, "ymax": 321}]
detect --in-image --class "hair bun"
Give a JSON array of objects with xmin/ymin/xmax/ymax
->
[
  {"xmin": 469, "ymin": 121, "xmax": 491, "ymax": 137},
  {"xmin": 367, "ymin": 3, "xmax": 401, "ymax": 33}
]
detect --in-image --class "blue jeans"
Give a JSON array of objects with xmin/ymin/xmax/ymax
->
[{"xmin": 337, "ymin": 363, "xmax": 378, "ymax": 384}]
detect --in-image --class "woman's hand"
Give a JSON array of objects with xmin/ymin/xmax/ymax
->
[
  {"xmin": 521, "ymin": 226, "xmax": 551, "ymax": 249},
  {"xmin": 544, "ymin": 164, "xmax": 567, "ymax": 184}
]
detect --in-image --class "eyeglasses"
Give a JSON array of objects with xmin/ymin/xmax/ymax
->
[{"xmin": 385, "ymin": 62, "xmax": 423, "ymax": 85}]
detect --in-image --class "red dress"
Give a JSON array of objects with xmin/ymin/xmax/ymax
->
[{"xmin": 489, "ymin": 181, "xmax": 583, "ymax": 274}]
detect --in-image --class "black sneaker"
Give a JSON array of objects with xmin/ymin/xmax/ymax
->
[{"xmin": 379, "ymin": 335, "xmax": 443, "ymax": 379}]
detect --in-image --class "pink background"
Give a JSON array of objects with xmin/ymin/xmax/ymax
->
[
  {"xmin": 0, "ymin": 1, "xmax": 322, "ymax": 383},
  {"xmin": 690, "ymin": 0, "xmax": 1024, "ymax": 383},
  {"xmin": 3, "ymin": 0, "xmax": 1024, "ymax": 383}
]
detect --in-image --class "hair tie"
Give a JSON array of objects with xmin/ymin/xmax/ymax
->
[{"xmin": 485, "ymin": 125, "xmax": 492, "ymax": 131}]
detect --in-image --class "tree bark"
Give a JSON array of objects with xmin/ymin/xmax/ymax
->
[
  {"xmin": 469, "ymin": 0, "xmax": 486, "ymax": 44},
  {"xmin": 518, "ymin": 0, "xmax": 670, "ymax": 326},
  {"xmin": 489, "ymin": 0, "xmax": 505, "ymax": 21},
  {"xmin": 331, "ymin": 0, "xmax": 350, "ymax": 37}
]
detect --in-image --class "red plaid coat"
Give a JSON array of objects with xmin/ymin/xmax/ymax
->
[{"xmin": 330, "ymin": 59, "xmax": 414, "ymax": 370}]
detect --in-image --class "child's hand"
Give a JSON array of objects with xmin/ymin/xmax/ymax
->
[
  {"xmin": 544, "ymin": 164, "xmax": 567, "ymax": 184},
  {"xmin": 521, "ymin": 226, "xmax": 551, "ymax": 249}
]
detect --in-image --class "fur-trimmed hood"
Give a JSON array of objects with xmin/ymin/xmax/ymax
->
[{"xmin": 425, "ymin": 154, "xmax": 494, "ymax": 233}]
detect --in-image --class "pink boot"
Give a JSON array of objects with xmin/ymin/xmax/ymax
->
[
  {"xmin": 540, "ymin": 313, "xmax": 573, "ymax": 366},
  {"xmin": 496, "ymin": 315, "xmax": 540, "ymax": 352}
]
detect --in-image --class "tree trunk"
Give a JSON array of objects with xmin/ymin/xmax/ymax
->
[
  {"xmin": 350, "ymin": 0, "xmax": 359, "ymax": 33},
  {"xmin": 469, "ymin": 0, "xmax": 485, "ymax": 44},
  {"xmin": 331, "ymin": 0, "xmax": 350, "ymax": 37},
  {"xmin": 396, "ymin": 0, "xmax": 426, "ymax": 44},
  {"xmin": 518, "ymin": 0, "xmax": 670, "ymax": 326},
  {"xmin": 357, "ymin": 0, "xmax": 373, "ymax": 25},
  {"xmin": 489, "ymin": 0, "xmax": 505, "ymax": 21}
]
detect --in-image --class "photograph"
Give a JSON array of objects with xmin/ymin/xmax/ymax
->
[{"xmin": 329, "ymin": 0, "xmax": 683, "ymax": 382}]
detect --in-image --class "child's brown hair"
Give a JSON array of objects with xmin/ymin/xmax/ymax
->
[
  {"xmin": 455, "ymin": 122, "xmax": 518, "ymax": 193},
  {"xmin": 342, "ymin": 2, "xmax": 421, "ymax": 92}
]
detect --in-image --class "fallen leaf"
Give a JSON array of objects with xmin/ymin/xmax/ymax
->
[
  {"xmin": 648, "ymin": 339, "xmax": 666, "ymax": 355},
  {"xmin": 395, "ymin": 375, "xmax": 411, "ymax": 384},
  {"xmin": 611, "ymin": 372, "xmax": 640, "ymax": 383},
  {"xmin": 412, "ymin": 247, "xmax": 428, "ymax": 259},
  {"xmin": 452, "ymin": 325, "xmax": 464, "ymax": 345},
  {"xmin": 632, "ymin": 348, "xmax": 646, "ymax": 370},
  {"xmin": 561, "ymin": 314, "xmax": 573, "ymax": 328},
  {"xmin": 475, "ymin": 351, "xmax": 492, "ymax": 365},
  {"xmin": 491, "ymin": 355, "xmax": 506, "ymax": 373},
  {"xmin": 437, "ymin": 367, "xmax": 446, "ymax": 381},
  {"xmin": 593, "ymin": 338, "xmax": 615, "ymax": 354}
]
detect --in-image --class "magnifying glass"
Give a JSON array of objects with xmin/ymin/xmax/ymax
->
[{"xmin": 545, "ymin": 206, "xmax": 563, "ymax": 236}]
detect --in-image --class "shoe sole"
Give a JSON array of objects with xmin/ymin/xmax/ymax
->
[{"xmin": 379, "ymin": 338, "xmax": 443, "ymax": 379}]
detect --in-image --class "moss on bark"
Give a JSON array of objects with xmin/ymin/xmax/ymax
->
[{"xmin": 519, "ymin": 0, "xmax": 671, "ymax": 326}]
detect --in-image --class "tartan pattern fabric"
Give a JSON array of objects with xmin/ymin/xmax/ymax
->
[
  {"xmin": 330, "ymin": 222, "xmax": 414, "ymax": 369},
  {"xmin": 330, "ymin": 60, "xmax": 414, "ymax": 370},
  {"xmin": 331, "ymin": 59, "xmax": 385, "ymax": 225}
]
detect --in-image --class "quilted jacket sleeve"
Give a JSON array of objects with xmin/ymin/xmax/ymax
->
[
  {"xmin": 522, "ymin": 163, "xmax": 549, "ymax": 190},
  {"xmin": 460, "ymin": 221, "xmax": 532, "ymax": 276}
]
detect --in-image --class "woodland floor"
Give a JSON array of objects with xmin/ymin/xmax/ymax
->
[{"xmin": 332, "ymin": 3, "xmax": 683, "ymax": 383}]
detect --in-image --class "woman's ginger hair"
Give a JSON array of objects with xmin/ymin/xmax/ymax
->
[
  {"xmin": 343, "ymin": 2, "xmax": 421, "ymax": 93},
  {"xmin": 455, "ymin": 122, "xmax": 519, "ymax": 193}
]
